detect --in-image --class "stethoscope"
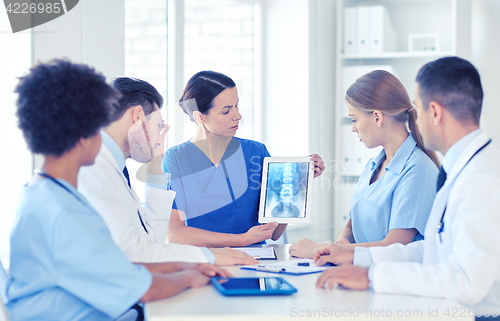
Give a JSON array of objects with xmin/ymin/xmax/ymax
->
[
  {"xmin": 437, "ymin": 139, "xmax": 492, "ymax": 242},
  {"xmin": 34, "ymin": 168, "xmax": 86, "ymax": 205},
  {"xmin": 33, "ymin": 169, "xmax": 82, "ymax": 203}
]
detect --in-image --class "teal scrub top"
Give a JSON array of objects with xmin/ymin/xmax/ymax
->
[
  {"xmin": 7, "ymin": 178, "xmax": 152, "ymax": 320},
  {"xmin": 163, "ymin": 137, "xmax": 270, "ymax": 241},
  {"xmin": 350, "ymin": 134, "xmax": 438, "ymax": 243}
]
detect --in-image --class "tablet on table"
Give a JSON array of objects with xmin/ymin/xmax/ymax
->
[{"xmin": 211, "ymin": 277, "xmax": 297, "ymax": 296}]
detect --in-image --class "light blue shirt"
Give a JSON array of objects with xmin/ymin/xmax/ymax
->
[
  {"xmin": 350, "ymin": 134, "xmax": 438, "ymax": 243},
  {"xmin": 101, "ymin": 131, "xmax": 215, "ymax": 263},
  {"xmin": 7, "ymin": 177, "xmax": 152, "ymax": 320}
]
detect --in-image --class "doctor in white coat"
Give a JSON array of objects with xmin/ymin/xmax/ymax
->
[
  {"xmin": 315, "ymin": 57, "xmax": 500, "ymax": 315},
  {"xmin": 78, "ymin": 77, "xmax": 257, "ymax": 266}
]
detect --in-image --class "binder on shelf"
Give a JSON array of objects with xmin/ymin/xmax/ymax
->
[
  {"xmin": 356, "ymin": 6, "xmax": 370, "ymax": 54},
  {"xmin": 343, "ymin": 7, "xmax": 357, "ymax": 54},
  {"xmin": 369, "ymin": 6, "xmax": 396, "ymax": 54},
  {"xmin": 343, "ymin": 5, "xmax": 397, "ymax": 55}
]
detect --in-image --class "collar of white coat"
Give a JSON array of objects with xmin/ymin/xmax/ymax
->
[
  {"xmin": 98, "ymin": 143, "xmax": 141, "ymax": 204},
  {"xmin": 442, "ymin": 129, "xmax": 482, "ymax": 175},
  {"xmin": 442, "ymin": 130, "xmax": 490, "ymax": 186},
  {"xmin": 101, "ymin": 130, "xmax": 126, "ymax": 171}
]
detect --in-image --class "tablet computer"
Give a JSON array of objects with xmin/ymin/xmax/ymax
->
[
  {"xmin": 258, "ymin": 157, "xmax": 313, "ymax": 224},
  {"xmin": 211, "ymin": 277, "xmax": 297, "ymax": 296}
]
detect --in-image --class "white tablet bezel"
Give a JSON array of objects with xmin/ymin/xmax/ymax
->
[{"xmin": 258, "ymin": 157, "xmax": 313, "ymax": 224}]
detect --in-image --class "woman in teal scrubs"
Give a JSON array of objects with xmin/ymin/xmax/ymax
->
[
  {"xmin": 289, "ymin": 70, "xmax": 440, "ymax": 258},
  {"xmin": 163, "ymin": 71, "xmax": 325, "ymax": 247}
]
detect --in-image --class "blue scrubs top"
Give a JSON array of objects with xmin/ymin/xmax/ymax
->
[
  {"xmin": 7, "ymin": 178, "xmax": 152, "ymax": 320},
  {"xmin": 163, "ymin": 138, "xmax": 270, "ymax": 241},
  {"xmin": 350, "ymin": 134, "xmax": 438, "ymax": 243}
]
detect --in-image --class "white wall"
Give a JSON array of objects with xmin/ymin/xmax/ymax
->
[
  {"xmin": 471, "ymin": 0, "xmax": 500, "ymax": 146},
  {"xmin": 304, "ymin": 0, "xmax": 336, "ymax": 243},
  {"xmin": 262, "ymin": 0, "xmax": 309, "ymax": 156},
  {"xmin": 0, "ymin": 11, "xmax": 32, "ymax": 269},
  {"xmin": 32, "ymin": 0, "xmax": 124, "ymax": 82}
]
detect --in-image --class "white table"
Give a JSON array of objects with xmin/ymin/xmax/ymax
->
[{"xmin": 146, "ymin": 244, "xmax": 473, "ymax": 321}]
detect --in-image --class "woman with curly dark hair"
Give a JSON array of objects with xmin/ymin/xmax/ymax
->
[{"xmin": 7, "ymin": 60, "xmax": 228, "ymax": 320}]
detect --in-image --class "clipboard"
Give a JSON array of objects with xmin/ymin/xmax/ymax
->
[
  {"xmin": 241, "ymin": 259, "xmax": 335, "ymax": 275},
  {"xmin": 231, "ymin": 247, "xmax": 277, "ymax": 260}
]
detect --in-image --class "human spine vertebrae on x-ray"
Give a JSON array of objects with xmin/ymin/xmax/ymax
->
[{"xmin": 267, "ymin": 163, "xmax": 307, "ymax": 218}]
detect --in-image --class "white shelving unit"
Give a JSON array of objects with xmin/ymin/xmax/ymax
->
[{"xmin": 333, "ymin": 0, "xmax": 471, "ymax": 238}]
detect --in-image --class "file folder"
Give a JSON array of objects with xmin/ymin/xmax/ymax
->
[
  {"xmin": 343, "ymin": 7, "xmax": 357, "ymax": 54},
  {"xmin": 356, "ymin": 6, "xmax": 370, "ymax": 54},
  {"xmin": 343, "ymin": 5, "xmax": 397, "ymax": 54},
  {"xmin": 369, "ymin": 5, "xmax": 396, "ymax": 53}
]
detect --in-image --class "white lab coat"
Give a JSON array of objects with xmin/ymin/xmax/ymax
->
[
  {"xmin": 368, "ymin": 132, "xmax": 500, "ymax": 308},
  {"xmin": 78, "ymin": 144, "xmax": 209, "ymax": 263}
]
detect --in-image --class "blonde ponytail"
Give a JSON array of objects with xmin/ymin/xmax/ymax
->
[{"xmin": 407, "ymin": 108, "xmax": 440, "ymax": 168}]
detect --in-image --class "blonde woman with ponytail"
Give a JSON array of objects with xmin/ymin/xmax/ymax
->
[{"xmin": 290, "ymin": 70, "xmax": 439, "ymax": 260}]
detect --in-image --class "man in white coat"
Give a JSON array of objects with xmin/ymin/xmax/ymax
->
[
  {"xmin": 78, "ymin": 77, "xmax": 257, "ymax": 265},
  {"xmin": 315, "ymin": 57, "xmax": 500, "ymax": 317}
]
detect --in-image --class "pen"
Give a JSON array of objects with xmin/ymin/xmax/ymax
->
[{"xmin": 255, "ymin": 266, "xmax": 285, "ymax": 273}]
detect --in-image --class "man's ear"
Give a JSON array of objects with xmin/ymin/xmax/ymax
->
[
  {"xmin": 193, "ymin": 111, "xmax": 204, "ymax": 125},
  {"xmin": 429, "ymin": 101, "xmax": 444, "ymax": 126},
  {"xmin": 131, "ymin": 105, "xmax": 144, "ymax": 123},
  {"xmin": 373, "ymin": 110, "xmax": 384, "ymax": 127}
]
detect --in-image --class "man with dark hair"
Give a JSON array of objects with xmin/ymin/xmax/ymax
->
[
  {"xmin": 7, "ymin": 60, "xmax": 229, "ymax": 320},
  {"xmin": 314, "ymin": 57, "xmax": 500, "ymax": 317},
  {"xmin": 416, "ymin": 56, "xmax": 483, "ymax": 124},
  {"xmin": 109, "ymin": 77, "xmax": 164, "ymax": 122},
  {"xmin": 78, "ymin": 77, "xmax": 257, "ymax": 265}
]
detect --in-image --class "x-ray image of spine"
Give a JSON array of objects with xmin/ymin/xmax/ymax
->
[{"xmin": 265, "ymin": 163, "xmax": 308, "ymax": 218}]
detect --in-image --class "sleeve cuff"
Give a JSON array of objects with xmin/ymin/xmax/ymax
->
[
  {"xmin": 145, "ymin": 173, "xmax": 170, "ymax": 190},
  {"xmin": 368, "ymin": 265, "xmax": 376, "ymax": 290},
  {"xmin": 353, "ymin": 247, "xmax": 373, "ymax": 268},
  {"xmin": 200, "ymin": 247, "xmax": 215, "ymax": 265}
]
